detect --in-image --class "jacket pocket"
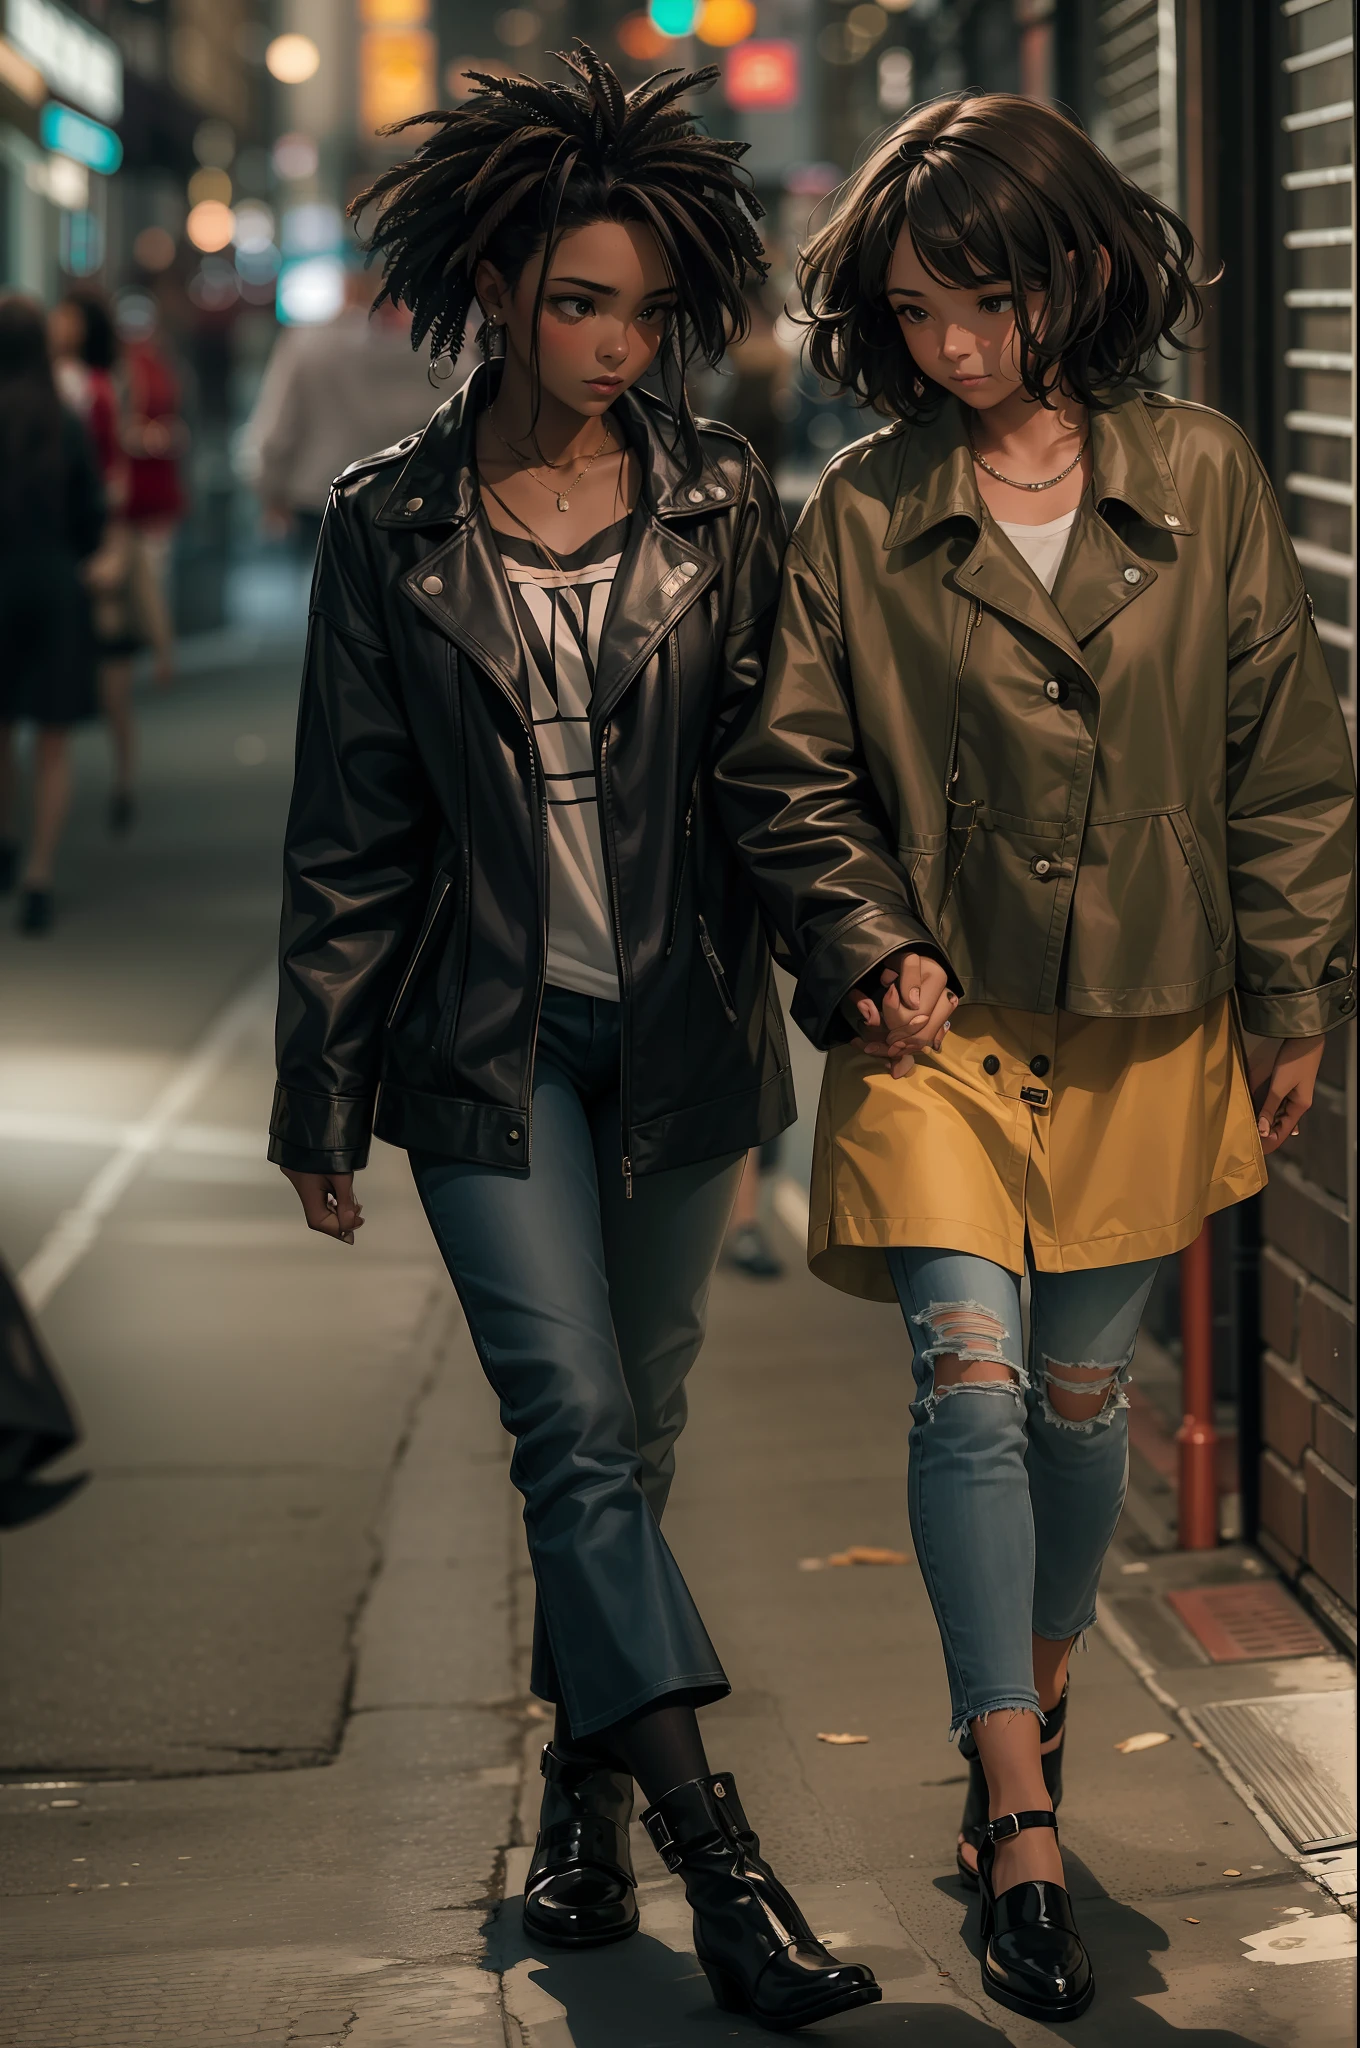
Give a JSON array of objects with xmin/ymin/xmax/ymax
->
[
  {"xmin": 1169, "ymin": 807, "xmax": 1230, "ymax": 952},
  {"xmin": 385, "ymin": 871, "xmax": 456, "ymax": 1032},
  {"xmin": 697, "ymin": 913, "xmax": 739, "ymax": 1023}
]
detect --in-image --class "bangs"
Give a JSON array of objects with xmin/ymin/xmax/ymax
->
[{"xmin": 798, "ymin": 92, "xmax": 1206, "ymax": 423}]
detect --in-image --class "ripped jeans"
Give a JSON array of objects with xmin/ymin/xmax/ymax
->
[{"xmin": 887, "ymin": 1247, "xmax": 1160, "ymax": 1735}]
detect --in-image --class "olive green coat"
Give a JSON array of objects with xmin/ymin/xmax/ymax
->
[{"xmin": 717, "ymin": 387, "xmax": 1356, "ymax": 1047}]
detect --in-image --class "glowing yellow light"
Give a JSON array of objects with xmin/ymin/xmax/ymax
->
[
  {"xmin": 696, "ymin": 0, "xmax": 755, "ymax": 47},
  {"xmin": 187, "ymin": 166, "xmax": 231, "ymax": 207},
  {"xmin": 186, "ymin": 200, "xmax": 236, "ymax": 253},
  {"xmin": 265, "ymin": 33, "xmax": 321, "ymax": 85}
]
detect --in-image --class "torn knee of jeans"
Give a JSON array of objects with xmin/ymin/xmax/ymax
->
[
  {"xmin": 1039, "ymin": 1351, "xmax": 1133, "ymax": 1432},
  {"xmin": 911, "ymin": 1300, "xmax": 1023, "ymax": 1413}
]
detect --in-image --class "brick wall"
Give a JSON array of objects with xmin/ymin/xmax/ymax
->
[{"xmin": 1257, "ymin": 1026, "xmax": 1357, "ymax": 1632}]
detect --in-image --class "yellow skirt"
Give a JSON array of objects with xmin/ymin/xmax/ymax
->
[{"xmin": 808, "ymin": 996, "xmax": 1267, "ymax": 1301}]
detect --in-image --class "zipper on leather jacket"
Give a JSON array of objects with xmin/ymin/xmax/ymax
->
[
  {"xmin": 385, "ymin": 874, "xmax": 452, "ymax": 1029},
  {"xmin": 665, "ymin": 776, "xmax": 698, "ymax": 958},
  {"xmin": 697, "ymin": 914, "xmax": 738, "ymax": 1023},
  {"xmin": 598, "ymin": 721, "xmax": 635, "ymax": 1196}
]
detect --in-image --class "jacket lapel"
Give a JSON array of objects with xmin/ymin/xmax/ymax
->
[
  {"xmin": 590, "ymin": 513, "xmax": 718, "ymax": 726},
  {"xmin": 400, "ymin": 516, "xmax": 532, "ymax": 716}
]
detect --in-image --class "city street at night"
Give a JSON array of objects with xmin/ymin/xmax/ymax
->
[
  {"xmin": 1, "ymin": 3, "xmax": 1356, "ymax": 2044},
  {"xmin": 0, "ymin": 642, "xmax": 1353, "ymax": 2044}
]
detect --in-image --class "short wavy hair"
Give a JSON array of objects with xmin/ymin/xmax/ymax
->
[
  {"xmin": 799, "ymin": 92, "xmax": 1206, "ymax": 420},
  {"xmin": 353, "ymin": 43, "xmax": 767, "ymax": 473}
]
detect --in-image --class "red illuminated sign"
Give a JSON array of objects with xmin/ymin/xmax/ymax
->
[{"xmin": 725, "ymin": 39, "xmax": 799, "ymax": 111}]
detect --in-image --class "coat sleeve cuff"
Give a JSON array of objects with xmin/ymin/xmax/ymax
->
[
  {"xmin": 1235, "ymin": 975, "xmax": 1356, "ymax": 1038},
  {"xmin": 267, "ymin": 1085, "xmax": 375, "ymax": 1174},
  {"xmin": 793, "ymin": 904, "xmax": 960, "ymax": 1050}
]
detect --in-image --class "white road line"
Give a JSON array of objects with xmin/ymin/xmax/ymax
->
[
  {"xmin": 0, "ymin": 1111, "xmax": 263, "ymax": 1157},
  {"xmin": 17, "ymin": 968, "xmax": 276, "ymax": 1313}
]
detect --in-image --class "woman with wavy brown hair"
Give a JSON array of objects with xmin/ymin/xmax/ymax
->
[
  {"xmin": 720, "ymin": 91, "xmax": 1355, "ymax": 2024},
  {"xmin": 269, "ymin": 47, "xmax": 880, "ymax": 2033}
]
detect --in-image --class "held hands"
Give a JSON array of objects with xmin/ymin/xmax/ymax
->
[
  {"xmin": 848, "ymin": 950, "xmax": 959, "ymax": 1079},
  {"xmin": 282, "ymin": 1168, "xmax": 364, "ymax": 1245},
  {"xmin": 1247, "ymin": 1034, "xmax": 1325, "ymax": 1156}
]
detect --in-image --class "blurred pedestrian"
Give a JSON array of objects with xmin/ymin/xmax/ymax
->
[
  {"xmin": 722, "ymin": 1139, "xmax": 786, "ymax": 1278},
  {"xmin": 117, "ymin": 293, "xmax": 187, "ymax": 691},
  {"xmin": 49, "ymin": 289, "xmax": 141, "ymax": 834},
  {"xmin": 0, "ymin": 294, "xmax": 105, "ymax": 935},
  {"xmin": 242, "ymin": 266, "xmax": 440, "ymax": 558}
]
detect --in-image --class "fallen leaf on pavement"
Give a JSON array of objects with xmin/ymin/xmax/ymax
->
[
  {"xmin": 827, "ymin": 1546, "xmax": 910, "ymax": 1567},
  {"xmin": 1184, "ymin": 1917, "xmax": 1200, "ymax": 1924},
  {"xmin": 1224, "ymin": 1869, "xmax": 1241, "ymax": 1876},
  {"xmin": 1115, "ymin": 1731, "xmax": 1172, "ymax": 1753},
  {"xmin": 818, "ymin": 1732, "xmax": 870, "ymax": 1745}
]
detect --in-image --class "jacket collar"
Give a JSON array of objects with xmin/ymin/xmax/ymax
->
[
  {"xmin": 882, "ymin": 385, "xmax": 1194, "ymax": 551},
  {"xmin": 375, "ymin": 362, "xmax": 736, "ymax": 531}
]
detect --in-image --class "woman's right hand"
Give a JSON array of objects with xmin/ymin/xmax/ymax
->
[
  {"xmin": 848, "ymin": 950, "xmax": 957, "ymax": 1079},
  {"xmin": 281, "ymin": 1168, "xmax": 364, "ymax": 1245}
]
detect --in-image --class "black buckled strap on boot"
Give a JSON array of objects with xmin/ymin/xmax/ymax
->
[
  {"xmin": 975, "ymin": 1806, "xmax": 1094, "ymax": 2024},
  {"xmin": 957, "ymin": 1688, "xmax": 1068, "ymax": 1890},
  {"xmin": 641, "ymin": 1772, "xmax": 881, "ymax": 2033},
  {"xmin": 522, "ymin": 1744, "xmax": 638, "ymax": 1950}
]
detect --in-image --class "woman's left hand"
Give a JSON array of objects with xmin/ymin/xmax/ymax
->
[{"xmin": 1248, "ymin": 1034, "xmax": 1325, "ymax": 1155}]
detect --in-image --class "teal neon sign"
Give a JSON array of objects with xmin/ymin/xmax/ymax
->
[{"xmin": 40, "ymin": 100, "xmax": 123, "ymax": 176}]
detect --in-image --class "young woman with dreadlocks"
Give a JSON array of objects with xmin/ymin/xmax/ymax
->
[{"xmin": 268, "ymin": 48, "xmax": 880, "ymax": 2031}]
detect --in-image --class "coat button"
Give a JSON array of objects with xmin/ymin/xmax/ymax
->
[
  {"xmin": 1044, "ymin": 679, "xmax": 1063, "ymax": 701},
  {"xmin": 420, "ymin": 574, "xmax": 443, "ymax": 595},
  {"xmin": 406, "ymin": 495, "xmax": 424, "ymax": 513},
  {"xmin": 983, "ymin": 1055, "xmax": 1001, "ymax": 1075},
  {"xmin": 687, "ymin": 487, "xmax": 705, "ymax": 503},
  {"xmin": 1031, "ymin": 856, "xmax": 1053, "ymax": 877},
  {"xmin": 1165, "ymin": 512, "xmax": 1180, "ymax": 526},
  {"xmin": 1029, "ymin": 1054, "xmax": 1050, "ymax": 1078},
  {"xmin": 1123, "ymin": 566, "xmax": 1142, "ymax": 584},
  {"xmin": 507, "ymin": 1128, "xmax": 521, "ymax": 1144}
]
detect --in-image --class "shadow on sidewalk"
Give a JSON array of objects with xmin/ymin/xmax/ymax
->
[
  {"xmin": 488, "ymin": 1908, "xmax": 1006, "ymax": 2043},
  {"xmin": 937, "ymin": 1865, "xmax": 1265, "ymax": 2046}
]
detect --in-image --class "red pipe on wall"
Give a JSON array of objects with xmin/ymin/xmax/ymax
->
[{"xmin": 1176, "ymin": 1222, "xmax": 1219, "ymax": 1550}]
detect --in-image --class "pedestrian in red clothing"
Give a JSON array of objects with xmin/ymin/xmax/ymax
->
[{"xmin": 117, "ymin": 295, "xmax": 187, "ymax": 691}]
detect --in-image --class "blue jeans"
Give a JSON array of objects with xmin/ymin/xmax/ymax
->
[
  {"xmin": 887, "ymin": 1247, "xmax": 1160, "ymax": 1736},
  {"xmin": 411, "ymin": 986, "xmax": 743, "ymax": 1738}
]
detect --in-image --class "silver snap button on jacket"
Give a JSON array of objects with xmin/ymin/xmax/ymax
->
[{"xmin": 421, "ymin": 574, "xmax": 443, "ymax": 595}]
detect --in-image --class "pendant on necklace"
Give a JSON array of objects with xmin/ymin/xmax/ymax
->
[{"xmin": 557, "ymin": 494, "xmax": 570, "ymax": 512}]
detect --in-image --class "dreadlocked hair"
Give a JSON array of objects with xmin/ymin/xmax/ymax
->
[{"xmin": 352, "ymin": 42, "xmax": 767, "ymax": 481}]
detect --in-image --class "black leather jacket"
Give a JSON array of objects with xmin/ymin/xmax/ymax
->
[{"xmin": 268, "ymin": 367, "xmax": 795, "ymax": 1186}]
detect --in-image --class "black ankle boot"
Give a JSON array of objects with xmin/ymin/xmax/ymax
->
[
  {"xmin": 957, "ymin": 1686, "xmax": 1067, "ymax": 1889},
  {"xmin": 642, "ymin": 1772, "xmax": 881, "ymax": 2032},
  {"xmin": 976, "ymin": 1808, "xmax": 1093, "ymax": 2022},
  {"xmin": 522, "ymin": 1743, "xmax": 638, "ymax": 1948}
]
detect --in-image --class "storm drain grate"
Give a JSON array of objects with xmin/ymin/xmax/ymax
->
[
  {"xmin": 1166, "ymin": 1582, "xmax": 1328, "ymax": 1662},
  {"xmin": 1193, "ymin": 1691, "xmax": 1356, "ymax": 1853}
]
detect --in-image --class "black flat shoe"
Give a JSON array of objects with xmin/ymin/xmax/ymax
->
[
  {"xmin": 957, "ymin": 1686, "xmax": 1067, "ymax": 1890},
  {"xmin": 643, "ymin": 1772, "xmax": 881, "ymax": 2033},
  {"xmin": 976, "ymin": 1808, "xmax": 1094, "ymax": 2023},
  {"xmin": 522, "ymin": 1743, "xmax": 638, "ymax": 1948},
  {"xmin": 17, "ymin": 888, "xmax": 53, "ymax": 937}
]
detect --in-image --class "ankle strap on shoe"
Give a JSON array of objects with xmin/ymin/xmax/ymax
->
[{"xmin": 985, "ymin": 1809, "xmax": 1058, "ymax": 1844}]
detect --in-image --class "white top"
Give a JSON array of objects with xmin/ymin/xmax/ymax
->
[
  {"xmin": 995, "ymin": 506, "xmax": 1079, "ymax": 594},
  {"xmin": 498, "ymin": 517, "xmax": 627, "ymax": 1002}
]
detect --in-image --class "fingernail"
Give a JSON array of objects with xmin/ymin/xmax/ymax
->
[{"xmin": 1258, "ymin": 1118, "xmax": 1270, "ymax": 1135}]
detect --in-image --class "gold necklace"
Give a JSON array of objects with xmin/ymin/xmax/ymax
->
[
  {"xmin": 489, "ymin": 416, "xmax": 615, "ymax": 512},
  {"xmin": 970, "ymin": 430, "xmax": 1087, "ymax": 492}
]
